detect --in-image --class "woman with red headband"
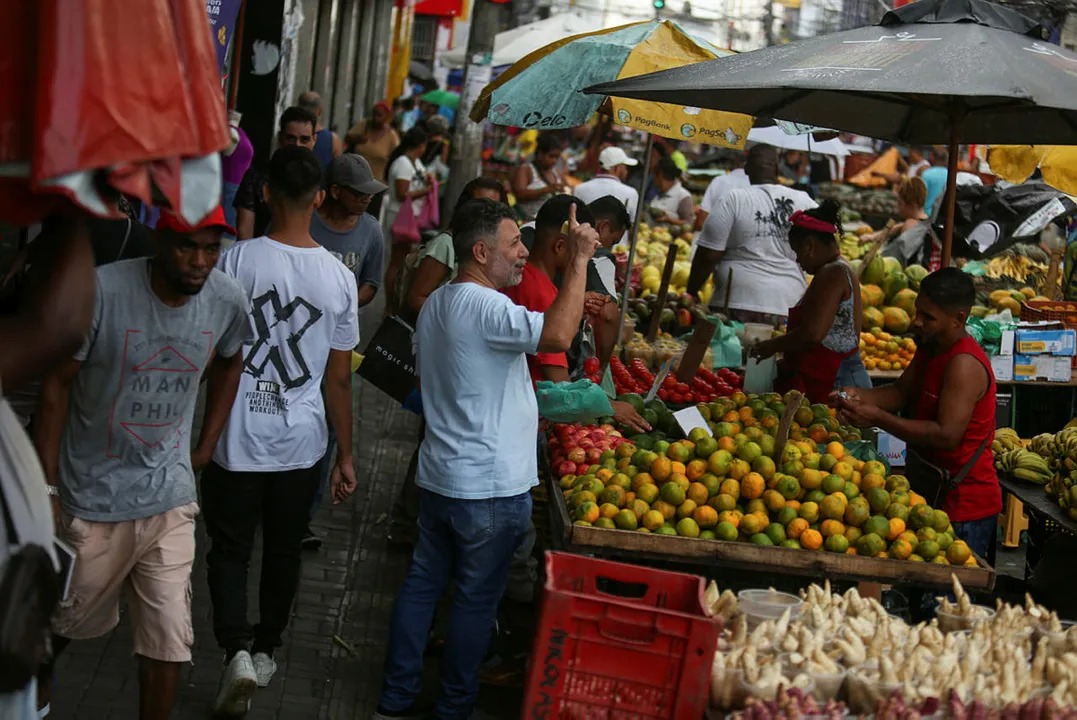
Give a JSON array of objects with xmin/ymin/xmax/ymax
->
[
  {"xmin": 750, "ymin": 200, "xmax": 866, "ymax": 403},
  {"xmin": 345, "ymin": 102, "xmax": 400, "ymax": 218}
]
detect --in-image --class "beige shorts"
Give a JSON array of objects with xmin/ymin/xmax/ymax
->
[{"xmin": 53, "ymin": 502, "xmax": 199, "ymax": 663}]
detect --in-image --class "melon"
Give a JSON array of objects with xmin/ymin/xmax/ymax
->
[
  {"xmin": 861, "ymin": 284, "xmax": 885, "ymax": 308},
  {"xmin": 904, "ymin": 264, "xmax": 928, "ymax": 290},
  {"xmin": 891, "ymin": 288, "xmax": 918, "ymax": 317},
  {"xmin": 882, "ymin": 271, "xmax": 909, "ymax": 303},
  {"xmin": 883, "ymin": 307, "xmax": 911, "ymax": 334},
  {"xmin": 862, "ymin": 255, "xmax": 887, "ymax": 286},
  {"xmin": 863, "ymin": 307, "xmax": 885, "ymax": 330},
  {"xmin": 882, "ymin": 257, "xmax": 903, "ymax": 276}
]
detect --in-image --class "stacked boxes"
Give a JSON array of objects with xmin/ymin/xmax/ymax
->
[{"xmin": 1012, "ymin": 324, "xmax": 1076, "ymax": 383}]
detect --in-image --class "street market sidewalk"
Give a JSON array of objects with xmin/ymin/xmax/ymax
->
[{"xmin": 49, "ymin": 342, "xmax": 422, "ymax": 719}]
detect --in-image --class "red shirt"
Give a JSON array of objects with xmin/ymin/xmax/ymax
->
[
  {"xmin": 502, "ymin": 263, "xmax": 566, "ymax": 384},
  {"xmin": 910, "ymin": 336, "xmax": 1002, "ymax": 522}
]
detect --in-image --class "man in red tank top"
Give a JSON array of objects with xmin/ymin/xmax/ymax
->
[{"xmin": 834, "ymin": 269, "xmax": 1001, "ymax": 561}]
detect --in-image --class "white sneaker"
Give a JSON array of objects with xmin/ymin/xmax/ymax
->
[
  {"xmin": 251, "ymin": 651, "xmax": 278, "ymax": 688},
  {"xmin": 214, "ymin": 650, "xmax": 258, "ymax": 716}
]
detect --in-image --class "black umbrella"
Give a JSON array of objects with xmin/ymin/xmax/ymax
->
[{"xmin": 584, "ymin": 0, "xmax": 1077, "ymax": 265}]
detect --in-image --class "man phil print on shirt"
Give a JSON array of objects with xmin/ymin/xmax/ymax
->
[{"xmin": 107, "ymin": 330, "xmax": 213, "ymax": 457}]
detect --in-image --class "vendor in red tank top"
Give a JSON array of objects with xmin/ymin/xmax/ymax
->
[{"xmin": 833, "ymin": 268, "xmax": 1001, "ymax": 560}]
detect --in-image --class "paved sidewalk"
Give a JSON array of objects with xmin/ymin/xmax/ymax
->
[{"xmin": 49, "ymin": 326, "xmax": 422, "ymax": 718}]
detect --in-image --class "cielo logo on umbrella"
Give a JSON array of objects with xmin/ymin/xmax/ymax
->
[
  {"xmin": 617, "ymin": 109, "xmax": 633, "ymax": 123},
  {"xmin": 680, "ymin": 123, "xmax": 697, "ymax": 138}
]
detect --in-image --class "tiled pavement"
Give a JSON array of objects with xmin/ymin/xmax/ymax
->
[{"xmin": 48, "ymin": 303, "xmax": 429, "ymax": 719}]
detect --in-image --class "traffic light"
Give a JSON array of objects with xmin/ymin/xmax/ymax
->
[{"xmin": 653, "ymin": 0, "xmax": 665, "ymax": 9}]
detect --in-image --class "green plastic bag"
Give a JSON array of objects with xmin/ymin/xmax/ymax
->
[
  {"xmin": 966, "ymin": 317, "xmax": 1007, "ymax": 356},
  {"xmin": 707, "ymin": 315, "xmax": 744, "ymax": 369},
  {"xmin": 535, "ymin": 380, "xmax": 614, "ymax": 422},
  {"xmin": 843, "ymin": 440, "xmax": 890, "ymax": 475}
]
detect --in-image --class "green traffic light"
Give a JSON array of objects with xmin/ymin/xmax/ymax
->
[{"xmin": 653, "ymin": 0, "xmax": 665, "ymax": 7}]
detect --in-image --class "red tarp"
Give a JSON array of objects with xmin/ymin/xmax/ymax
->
[{"xmin": 0, "ymin": 0, "xmax": 229, "ymax": 224}]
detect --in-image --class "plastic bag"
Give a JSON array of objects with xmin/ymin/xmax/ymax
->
[
  {"xmin": 535, "ymin": 380, "xmax": 614, "ymax": 422},
  {"xmin": 707, "ymin": 315, "xmax": 744, "ymax": 369},
  {"xmin": 843, "ymin": 440, "xmax": 890, "ymax": 475},
  {"xmin": 966, "ymin": 317, "xmax": 1008, "ymax": 356}
]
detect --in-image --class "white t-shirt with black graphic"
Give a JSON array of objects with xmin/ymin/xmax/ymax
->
[
  {"xmin": 696, "ymin": 184, "xmax": 816, "ymax": 317},
  {"xmin": 213, "ymin": 237, "xmax": 359, "ymax": 472}
]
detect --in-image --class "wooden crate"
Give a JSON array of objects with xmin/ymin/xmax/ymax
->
[{"xmin": 549, "ymin": 478, "xmax": 996, "ymax": 592}]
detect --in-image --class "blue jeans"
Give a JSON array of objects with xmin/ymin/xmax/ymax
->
[
  {"xmin": 379, "ymin": 489, "xmax": 533, "ymax": 720},
  {"xmin": 953, "ymin": 515, "xmax": 997, "ymax": 562},
  {"xmin": 834, "ymin": 353, "xmax": 872, "ymax": 389}
]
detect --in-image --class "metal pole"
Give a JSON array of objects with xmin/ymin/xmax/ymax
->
[
  {"xmin": 616, "ymin": 132, "xmax": 655, "ymax": 352},
  {"xmin": 444, "ymin": 0, "xmax": 500, "ymax": 211}
]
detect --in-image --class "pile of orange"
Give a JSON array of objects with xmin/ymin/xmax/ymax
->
[{"xmin": 860, "ymin": 330, "xmax": 916, "ymax": 372}]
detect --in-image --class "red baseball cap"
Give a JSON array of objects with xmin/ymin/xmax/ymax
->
[{"xmin": 156, "ymin": 205, "xmax": 236, "ymax": 236}]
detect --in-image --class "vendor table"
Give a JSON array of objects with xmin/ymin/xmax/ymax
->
[
  {"xmin": 548, "ymin": 476, "xmax": 996, "ymax": 592},
  {"xmin": 999, "ymin": 475, "xmax": 1075, "ymax": 581},
  {"xmin": 999, "ymin": 476, "xmax": 1077, "ymax": 536}
]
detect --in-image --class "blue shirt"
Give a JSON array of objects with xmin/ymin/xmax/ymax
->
[
  {"xmin": 313, "ymin": 129, "xmax": 334, "ymax": 170},
  {"xmin": 921, "ymin": 166, "xmax": 947, "ymax": 216},
  {"xmin": 415, "ymin": 283, "xmax": 543, "ymax": 500}
]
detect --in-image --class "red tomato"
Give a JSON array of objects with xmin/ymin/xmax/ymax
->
[
  {"xmin": 583, "ymin": 357, "xmax": 601, "ymax": 375},
  {"xmin": 671, "ymin": 393, "xmax": 685, "ymax": 404},
  {"xmin": 658, "ymin": 389, "xmax": 670, "ymax": 401},
  {"xmin": 663, "ymin": 376, "xmax": 678, "ymax": 389},
  {"xmin": 675, "ymin": 382, "xmax": 690, "ymax": 394}
]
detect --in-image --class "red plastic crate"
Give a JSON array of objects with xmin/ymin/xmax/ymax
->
[
  {"xmin": 523, "ymin": 552, "xmax": 721, "ymax": 720},
  {"xmin": 1021, "ymin": 300, "xmax": 1077, "ymax": 326}
]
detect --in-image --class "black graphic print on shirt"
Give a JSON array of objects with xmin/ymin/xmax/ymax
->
[{"xmin": 243, "ymin": 286, "xmax": 324, "ymax": 392}]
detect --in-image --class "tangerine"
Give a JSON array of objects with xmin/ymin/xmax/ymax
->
[
  {"xmin": 786, "ymin": 517, "xmax": 809, "ymax": 539},
  {"xmin": 800, "ymin": 529, "xmax": 824, "ymax": 550},
  {"xmin": 741, "ymin": 472, "xmax": 765, "ymax": 499}
]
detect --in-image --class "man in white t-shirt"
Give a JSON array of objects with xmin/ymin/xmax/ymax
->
[
  {"xmin": 375, "ymin": 199, "xmax": 599, "ymax": 720},
  {"xmin": 574, "ymin": 146, "xmax": 639, "ymax": 220},
  {"xmin": 687, "ymin": 144, "xmax": 816, "ymax": 324},
  {"xmin": 698, "ymin": 152, "xmax": 750, "ymax": 223},
  {"xmin": 203, "ymin": 146, "xmax": 359, "ymax": 716}
]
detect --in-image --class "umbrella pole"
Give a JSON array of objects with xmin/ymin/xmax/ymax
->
[
  {"xmin": 616, "ymin": 131, "xmax": 655, "ymax": 359},
  {"xmin": 940, "ymin": 109, "xmax": 964, "ymax": 268}
]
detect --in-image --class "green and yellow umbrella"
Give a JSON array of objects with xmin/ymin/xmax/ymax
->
[
  {"xmin": 988, "ymin": 145, "xmax": 1077, "ymax": 196},
  {"xmin": 469, "ymin": 20, "xmax": 753, "ymax": 148}
]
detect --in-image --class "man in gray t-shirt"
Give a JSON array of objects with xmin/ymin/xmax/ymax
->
[
  {"xmin": 33, "ymin": 206, "xmax": 252, "ymax": 719},
  {"xmin": 312, "ymin": 153, "xmax": 388, "ymax": 311}
]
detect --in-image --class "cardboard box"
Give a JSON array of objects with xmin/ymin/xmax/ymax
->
[
  {"xmin": 876, "ymin": 430, "xmax": 907, "ymax": 467},
  {"xmin": 1013, "ymin": 354, "xmax": 1072, "ymax": 382},
  {"xmin": 999, "ymin": 329, "xmax": 1015, "ymax": 357},
  {"xmin": 1015, "ymin": 328, "xmax": 1077, "ymax": 356},
  {"xmin": 991, "ymin": 354, "xmax": 1014, "ymax": 383}
]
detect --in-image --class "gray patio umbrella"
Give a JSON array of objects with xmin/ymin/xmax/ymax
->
[{"xmin": 584, "ymin": 0, "xmax": 1077, "ymax": 265}]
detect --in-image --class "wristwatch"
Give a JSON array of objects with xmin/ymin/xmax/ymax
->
[{"xmin": 45, "ymin": 485, "xmax": 58, "ymax": 497}]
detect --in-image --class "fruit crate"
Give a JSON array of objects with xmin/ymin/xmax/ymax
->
[
  {"xmin": 1021, "ymin": 300, "xmax": 1077, "ymax": 326},
  {"xmin": 522, "ymin": 552, "xmax": 720, "ymax": 720}
]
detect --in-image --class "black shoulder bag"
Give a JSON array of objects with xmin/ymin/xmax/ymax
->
[{"xmin": 0, "ymin": 490, "xmax": 59, "ymax": 692}]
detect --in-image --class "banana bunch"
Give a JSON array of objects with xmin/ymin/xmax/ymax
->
[
  {"xmin": 984, "ymin": 254, "xmax": 1043, "ymax": 281},
  {"xmin": 996, "ymin": 447, "xmax": 1053, "ymax": 484},
  {"xmin": 1056, "ymin": 426, "xmax": 1077, "ymax": 457},
  {"xmin": 839, "ymin": 233, "xmax": 864, "ymax": 261},
  {"xmin": 1030, "ymin": 432, "xmax": 1060, "ymax": 460},
  {"xmin": 991, "ymin": 427, "xmax": 1023, "ymax": 454}
]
